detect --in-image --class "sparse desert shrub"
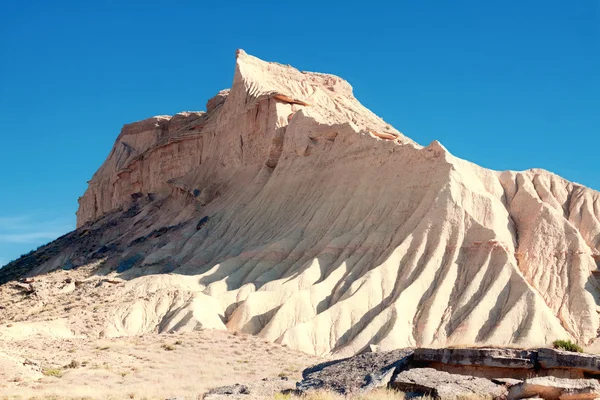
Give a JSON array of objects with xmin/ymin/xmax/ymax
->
[
  {"xmin": 553, "ymin": 339, "xmax": 584, "ymax": 353},
  {"xmin": 174, "ymin": 340, "xmax": 183, "ymax": 345},
  {"xmin": 67, "ymin": 359, "xmax": 80, "ymax": 369},
  {"xmin": 273, "ymin": 393, "xmax": 292, "ymax": 400},
  {"xmin": 284, "ymin": 365, "xmax": 299, "ymax": 373},
  {"xmin": 42, "ymin": 367, "xmax": 63, "ymax": 377},
  {"xmin": 162, "ymin": 343, "xmax": 176, "ymax": 351}
]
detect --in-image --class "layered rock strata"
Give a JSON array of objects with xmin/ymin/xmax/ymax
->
[{"xmin": 2, "ymin": 50, "xmax": 600, "ymax": 357}]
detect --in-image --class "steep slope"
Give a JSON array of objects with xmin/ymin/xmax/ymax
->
[{"xmin": 1, "ymin": 50, "xmax": 600, "ymax": 357}]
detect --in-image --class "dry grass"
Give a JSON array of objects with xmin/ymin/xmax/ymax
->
[
  {"xmin": 289, "ymin": 389, "xmax": 423, "ymax": 400},
  {"xmin": 299, "ymin": 391, "xmax": 345, "ymax": 400},
  {"xmin": 280, "ymin": 390, "xmax": 492, "ymax": 400},
  {"xmin": 352, "ymin": 389, "xmax": 408, "ymax": 400},
  {"xmin": 0, "ymin": 264, "xmax": 319, "ymax": 398},
  {"xmin": 0, "ymin": 330, "xmax": 320, "ymax": 399}
]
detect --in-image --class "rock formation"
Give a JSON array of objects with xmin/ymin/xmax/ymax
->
[
  {"xmin": 235, "ymin": 347, "xmax": 600, "ymax": 399},
  {"xmin": 2, "ymin": 50, "xmax": 600, "ymax": 357}
]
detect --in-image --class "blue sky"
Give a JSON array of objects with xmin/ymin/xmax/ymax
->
[{"xmin": 0, "ymin": 0, "xmax": 598, "ymax": 266}]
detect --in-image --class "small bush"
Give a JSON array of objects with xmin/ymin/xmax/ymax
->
[
  {"xmin": 67, "ymin": 359, "xmax": 80, "ymax": 369},
  {"xmin": 42, "ymin": 368, "xmax": 62, "ymax": 377},
  {"xmin": 553, "ymin": 339, "xmax": 584, "ymax": 353},
  {"xmin": 162, "ymin": 344, "xmax": 175, "ymax": 351}
]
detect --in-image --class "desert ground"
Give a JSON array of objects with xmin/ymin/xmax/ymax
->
[
  {"xmin": 0, "ymin": 328, "xmax": 318, "ymax": 399},
  {"xmin": 0, "ymin": 265, "xmax": 319, "ymax": 399}
]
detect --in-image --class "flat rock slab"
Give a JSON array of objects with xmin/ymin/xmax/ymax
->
[
  {"xmin": 414, "ymin": 347, "xmax": 536, "ymax": 369},
  {"xmin": 297, "ymin": 348, "xmax": 413, "ymax": 394},
  {"xmin": 537, "ymin": 348, "xmax": 600, "ymax": 374},
  {"xmin": 508, "ymin": 376, "xmax": 600, "ymax": 400},
  {"xmin": 390, "ymin": 367, "xmax": 508, "ymax": 399}
]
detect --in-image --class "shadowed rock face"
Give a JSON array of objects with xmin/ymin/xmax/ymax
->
[{"xmin": 3, "ymin": 50, "xmax": 600, "ymax": 357}]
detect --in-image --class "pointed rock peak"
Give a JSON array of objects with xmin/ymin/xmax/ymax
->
[
  {"xmin": 235, "ymin": 48, "xmax": 247, "ymax": 58},
  {"xmin": 230, "ymin": 50, "xmax": 416, "ymax": 146},
  {"xmin": 232, "ymin": 49, "xmax": 355, "ymax": 107},
  {"xmin": 426, "ymin": 140, "xmax": 448, "ymax": 152}
]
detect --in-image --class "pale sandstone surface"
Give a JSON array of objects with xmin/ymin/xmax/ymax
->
[
  {"xmin": 508, "ymin": 377, "xmax": 600, "ymax": 400},
  {"xmin": 390, "ymin": 367, "xmax": 509, "ymax": 399},
  {"xmin": 2, "ymin": 50, "xmax": 600, "ymax": 361}
]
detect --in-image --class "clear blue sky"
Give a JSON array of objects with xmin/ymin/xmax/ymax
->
[{"xmin": 0, "ymin": 0, "xmax": 598, "ymax": 266}]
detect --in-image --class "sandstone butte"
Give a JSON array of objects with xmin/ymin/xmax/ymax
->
[{"xmin": 3, "ymin": 49, "xmax": 600, "ymax": 358}]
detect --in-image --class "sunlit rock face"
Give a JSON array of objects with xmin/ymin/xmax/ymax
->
[{"xmin": 4, "ymin": 50, "xmax": 600, "ymax": 357}]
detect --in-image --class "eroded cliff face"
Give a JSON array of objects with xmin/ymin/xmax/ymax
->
[
  {"xmin": 2, "ymin": 50, "xmax": 600, "ymax": 357},
  {"xmin": 76, "ymin": 49, "xmax": 409, "ymax": 228}
]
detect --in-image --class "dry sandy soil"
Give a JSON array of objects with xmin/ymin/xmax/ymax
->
[
  {"xmin": 0, "ymin": 329, "xmax": 318, "ymax": 399},
  {"xmin": 0, "ymin": 265, "xmax": 320, "ymax": 399}
]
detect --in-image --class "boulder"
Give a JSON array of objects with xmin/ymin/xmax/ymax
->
[
  {"xmin": 203, "ymin": 384, "xmax": 249, "ymax": 400},
  {"xmin": 414, "ymin": 347, "xmax": 536, "ymax": 369},
  {"xmin": 537, "ymin": 348, "xmax": 600, "ymax": 375},
  {"xmin": 297, "ymin": 348, "xmax": 413, "ymax": 394},
  {"xmin": 507, "ymin": 376, "xmax": 600, "ymax": 400},
  {"xmin": 390, "ymin": 368, "xmax": 508, "ymax": 399},
  {"xmin": 204, "ymin": 378, "xmax": 295, "ymax": 400},
  {"xmin": 412, "ymin": 347, "xmax": 539, "ymax": 379}
]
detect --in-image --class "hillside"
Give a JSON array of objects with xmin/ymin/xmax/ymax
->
[{"xmin": 2, "ymin": 50, "xmax": 600, "ymax": 358}]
